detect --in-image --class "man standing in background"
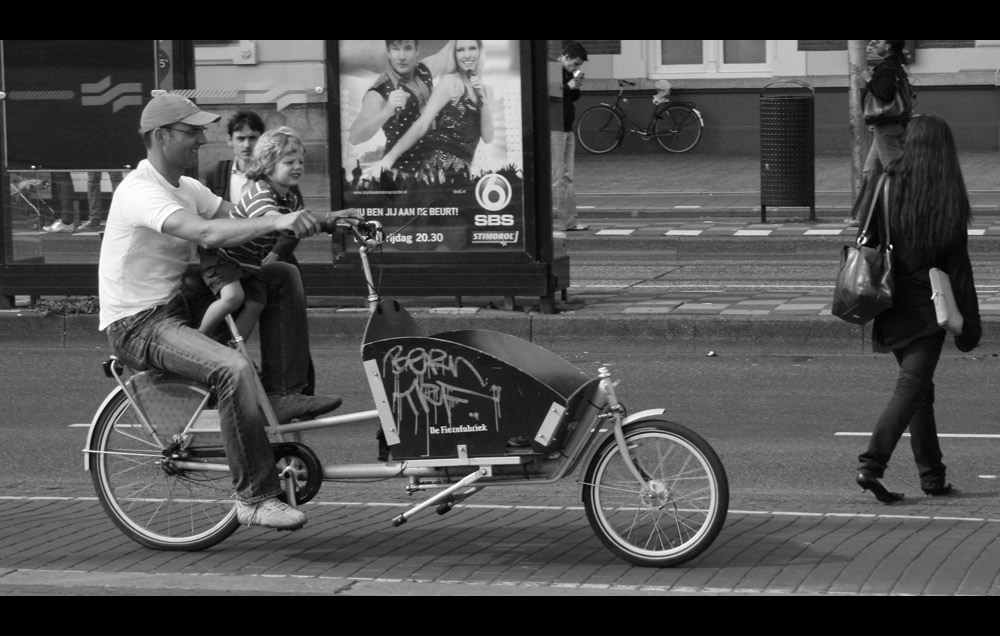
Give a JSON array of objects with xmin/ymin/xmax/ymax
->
[
  {"xmin": 552, "ymin": 41, "xmax": 589, "ymax": 232},
  {"xmin": 206, "ymin": 110, "xmax": 265, "ymax": 203}
]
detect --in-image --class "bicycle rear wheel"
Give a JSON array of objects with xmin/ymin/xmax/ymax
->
[
  {"xmin": 654, "ymin": 104, "xmax": 704, "ymax": 153},
  {"xmin": 89, "ymin": 386, "xmax": 240, "ymax": 551},
  {"xmin": 582, "ymin": 420, "xmax": 728, "ymax": 567},
  {"xmin": 576, "ymin": 106, "xmax": 624, "ymax": 154}
]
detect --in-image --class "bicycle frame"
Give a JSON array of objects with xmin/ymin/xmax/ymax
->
[
  {"xmin": 83, "ymin": 221, "xmax": 649, "ymax": 518},
  {"xmin": 576, "ymin": 80, "xmax": 704, "ymax": 155},
  {"xmin": 83, "ymin": 219, "xmax": 727, "ymax": 566}
]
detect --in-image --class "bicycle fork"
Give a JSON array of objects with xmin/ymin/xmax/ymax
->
[{"xmin": 597, "ymin": 367, "xmax": 648, "ymax": 486}]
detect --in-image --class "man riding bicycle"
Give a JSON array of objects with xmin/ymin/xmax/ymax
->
[{"xmin": 98, "ymin": 94, "xmax": 361, "ymax": 531}]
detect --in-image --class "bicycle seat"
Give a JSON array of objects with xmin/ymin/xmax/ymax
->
[{"xmin": 652, "ymin": 79, "xmax": 672, "ymax": 105}]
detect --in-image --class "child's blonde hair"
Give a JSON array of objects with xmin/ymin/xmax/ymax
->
[{"xmin": 246, "ymin": 126, "xmax": 305, "ymax": 181}]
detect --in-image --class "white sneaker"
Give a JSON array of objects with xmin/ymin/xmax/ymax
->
[
  {"xmin": 43, "ymin": 221, "xmax": 76, "ymax": 233},
  {"xmin": 236, "ymin": 497, "xmax": 306, "ymax": 531}
]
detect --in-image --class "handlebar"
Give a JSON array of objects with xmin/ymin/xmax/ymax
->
[
  {"xmin": 317, "ymin": 213, "xmax": 383, "ymax": 249},
  {"xmin": 341, "ymin": 219, "xmax": 384, "ymax": 250}
]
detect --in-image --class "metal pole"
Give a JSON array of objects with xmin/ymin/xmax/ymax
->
[{"xmin": 847, "ymin": 40, "xmax": 869, "ymax": 201}]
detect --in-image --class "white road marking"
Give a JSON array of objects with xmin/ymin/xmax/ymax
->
[
  {"xmin": 4, "ymin": 496, "xmax": 999, "ymax": 523},
  {"xmin": 836, "ymin": 432, "xmax": 1000, "ymax": 439}
]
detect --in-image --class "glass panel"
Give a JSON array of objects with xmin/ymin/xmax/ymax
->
[
  {"xmin": 723, "ymin": 40, "xmax": 765, "ymax": 64},
  {"xmin": 7, "ymin": 169, "xmax": 121, "ymax": 233},
  {"xmin": 3, "ymin": 40, "xmax": 156, "ymax": 264},
  {"xmin": 338, "ymin": 40, "xmax": 527, "ymax": 256},
  {"xmin": 191, "ymin": 39, "xmax": 331, "ymax": 263},
  {"xmin": 660, "ymin": 40, "xmax": 703, "ymax": 65}
]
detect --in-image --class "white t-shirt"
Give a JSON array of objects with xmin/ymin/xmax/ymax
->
[
  {"xmin": 98, "ymin": 159, "xmax": 223, "ymax": 331},
  {"xmin": 228, "ymin": 168, "xmax": 251, "ymax": 204}
]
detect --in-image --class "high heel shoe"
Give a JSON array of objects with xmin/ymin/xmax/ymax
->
[
  {"xmin": 857, "ymin": 473, "xmax": 905, "ymax": 503},
  {"xmin": 921, "ymin": 482, "xmax": 954, "ymax": 496}
]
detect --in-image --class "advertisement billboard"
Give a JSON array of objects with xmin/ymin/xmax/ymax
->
[{"xmin": 338, "ymin": 40, "xmax": 526, "ymax": 255}]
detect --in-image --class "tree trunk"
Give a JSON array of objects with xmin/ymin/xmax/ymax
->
[{"xmin": 847, "ymin": 40, "xmax": 869, "ymax": 199}]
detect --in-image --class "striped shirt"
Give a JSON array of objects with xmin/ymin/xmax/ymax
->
[{"xmin": 217, "ymin": 178, "xmax": 301, "ymax": 269}]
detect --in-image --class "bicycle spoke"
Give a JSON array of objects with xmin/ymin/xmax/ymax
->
[
  {"xmin": 655, "ymin": 105, "xmax": 703, "ymax": 153},
  {"xmin": 576, "ymin": 106, "xmax": 623, "ymax": 154},
  {"xmin": 583, "ymin": 422, "xmax": 727, "ymax": 566},
  {"xmin": 92, "ymin": 389, "xmax": 239, "ymax": 550}
]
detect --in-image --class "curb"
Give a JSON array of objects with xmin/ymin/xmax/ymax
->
[
  {"xmin": 5, "ymin": 309, "xmax": 998, "ymax": 356},
  {"xmin": 565, "ymin": 234, "xmax": 1000, "ymax": 259}
]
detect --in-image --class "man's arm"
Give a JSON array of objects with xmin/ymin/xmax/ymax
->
[
  {"xmin": 211, "ymin": 199, "xmax": 237, "ymax": 220},
  {"xmin": 161, "ymin": 207, "xmax": 320, "ymax": 249},
  {"xmin": 164, "ymin": 204, "xmax": 363, "ymax": 249}
]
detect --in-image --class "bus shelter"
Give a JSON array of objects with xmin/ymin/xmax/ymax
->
[{"xmin": 1, "ymin": 40, "xmax": 569, "ymax": 312}]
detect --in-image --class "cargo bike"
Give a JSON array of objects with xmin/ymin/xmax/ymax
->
[{"xmin": 84, "ymin": 219, "xmax": 729, "ymax": 567}]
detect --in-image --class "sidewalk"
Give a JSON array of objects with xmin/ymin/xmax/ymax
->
[
  {"xmin": 570, "ymin": 151, "xmax": 995, "ymax": 221},
  {"xmin": 4, "ymin": 152, "xmax": 999, "ymax": 353},
  {"xmin": 2, "ymin": 496, "xmax": 999, "ymax": 595},
  {"xmin": 576, "ymin": 152, "xmax": 1000, "ymax": 204}
]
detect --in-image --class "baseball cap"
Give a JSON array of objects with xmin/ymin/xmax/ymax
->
[{"xmin": 139, "ymin": 94, "xmax": 221, "ymax": 134}]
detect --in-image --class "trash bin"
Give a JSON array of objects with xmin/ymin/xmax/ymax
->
[{"xmin": 760, "ymin": 80, "xmax": 815, "ymax": 222}]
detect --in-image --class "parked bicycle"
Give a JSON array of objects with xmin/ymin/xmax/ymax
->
[
  {"xmin": 84, "ymin": 218, "xmax": 729, "ymax": 568},
  {"xmin": 576, "ymin": 80, "xmax": 704, "ymax": 154},
  {"xmin": 9, "ymin": 175, "xmax": 56, "ymax": 231}
]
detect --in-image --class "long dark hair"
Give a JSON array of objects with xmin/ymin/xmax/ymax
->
[{"xmin": 886, "ymin": 114, "xmax": 971, "ymax": 256}]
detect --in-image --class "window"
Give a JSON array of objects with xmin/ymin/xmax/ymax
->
[{"xmin": 653, "ymin": 40, "xmax": 771, "ymax": 76}]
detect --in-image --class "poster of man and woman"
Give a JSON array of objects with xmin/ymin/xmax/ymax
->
[{"xmin": 338, "ymin": 40, "xmax": 525, "ymax": 253}]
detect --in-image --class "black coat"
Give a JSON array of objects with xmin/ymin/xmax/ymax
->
[
  {"xmin": 870, "ymin": 181, "xmax": 981, "ymax": 353},
  {"xmin": 864, "ymin": 55, "xmax": 910, "ymax": 125}
]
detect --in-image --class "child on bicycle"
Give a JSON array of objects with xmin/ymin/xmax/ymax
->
[{"xmin": 197, "ymin": 127, "xmax": 308, "ymax": 340}]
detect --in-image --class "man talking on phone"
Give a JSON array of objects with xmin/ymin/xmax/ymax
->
[{"xmin": 552, "ymin": 41, "xmax": 589, "ymax": 233}]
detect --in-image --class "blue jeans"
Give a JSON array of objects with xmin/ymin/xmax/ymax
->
[
  {"xmin": 105, "ymin": 261, "xmax": 311, "ymax": 503},
  {"xmin": 858, "ymin": 329, "xmax": 947, "ymax": 483},
  {"xmin": 551, "ymin": 130, "xmax": 579, "ymax": 230},
  {"xmin": 87, "ymin": 171, "xmax": 124, "ymax": 220},
  {"xmin": 863, "ymin": 122, "xmax": 905, "ymax": 180}
]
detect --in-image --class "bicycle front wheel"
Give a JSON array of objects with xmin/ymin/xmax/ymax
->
[
  {"xmin": 89, "ymin": 387, "xmax": 240, "ymax": 551},
  {"xmin": 582, "ymin": 420, "xmax": 728, "ymax": 567},
  {"xmin": 576, "ymin": 106, "xmax": 624, "ymax": 154},
  {"xmin": 654, "ymin": 104, "xmax": 704, "ymax": 153}
]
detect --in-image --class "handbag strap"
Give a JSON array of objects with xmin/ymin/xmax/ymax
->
[
  {"xmin": 880, "ymin": 176, "xmax": 892, "ymax": 252},
  {"xmin": 857, "ymin": 173, "xmax": 889, "ymax": 244}
]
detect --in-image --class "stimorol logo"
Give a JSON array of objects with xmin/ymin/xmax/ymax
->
[
  {"xmin": 474, "ymin": 174, "xmax": 513, "ymax": 212},
  {"xmin": 81, "ymin": 76, "xmax": 143, "ymax": 113}
]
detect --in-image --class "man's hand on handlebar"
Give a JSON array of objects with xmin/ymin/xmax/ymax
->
[
  {"xmin": 273, "ymin": 208, "xmax": 365, "ymax": 239},
  {"xmin": 318, "ymin": 208, "xmax": 365, "ymax": 235}
]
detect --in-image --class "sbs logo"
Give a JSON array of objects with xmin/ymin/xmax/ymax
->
[{"xmin": 474, "ymin": 174, "xmax": 513, "ymax": 212}]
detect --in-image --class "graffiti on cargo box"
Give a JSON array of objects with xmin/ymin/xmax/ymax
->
[{"xmin": 383, "ymin": 345, "xmax": 502, "ymax": 434}]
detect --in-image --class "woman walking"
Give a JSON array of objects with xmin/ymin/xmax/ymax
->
[{"xmin": 856, "ymin": 114, "xmax": 981, "ymax": 503}]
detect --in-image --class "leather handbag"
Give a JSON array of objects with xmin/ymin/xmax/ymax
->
[
  {"xmin": 863, "ymin": 73, "xmax": 914, "ymax": 125},
  {"xmin": 832, "ymin": 175, "xmax": 894, "ymax": 325},
  {"xmin": 929, "ymin": 267, "xmax": 964, "ymax": 336}
]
